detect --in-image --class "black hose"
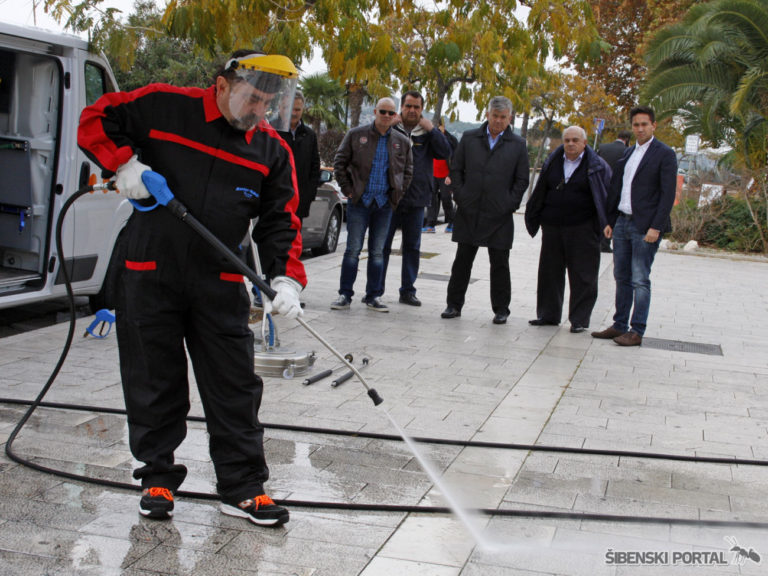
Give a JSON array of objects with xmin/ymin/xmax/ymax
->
[
  {"xmin": 4, "ymin": 397, "xmax": 768, "ymax": 466},
  {"xmin": 4, "ymin": 185, "xmax": 104, "ymax": 470},
  {"xmin": 4, "ymin": 183, "xmax": 768, "ymax": 529},
  {"xmin": 4, "ymin": 396, "xmax": 768, "ymax": 527}
]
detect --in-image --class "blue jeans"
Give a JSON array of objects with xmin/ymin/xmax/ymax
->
[
  {"xmin": 611, "ymin": 215, "xmax": 661, "ymax": 336},
  {"xmin": 339, "ymin": 200, "xmax": 393, "ymax": 299},
  {"xmin": 379, "ymin": 205, "xmax": 424, "ymax": 297}
]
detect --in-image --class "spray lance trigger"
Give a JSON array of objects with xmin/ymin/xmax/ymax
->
[
  {"xmin": 84, "ymin": 308, "xmax": 115, "ymax": 339},
  {"xmin": 129, "ymin": 171, "xmax": 188, "ymax": 221},
  {"xmin": 127, "ymin": 171, "xmax": 178, "ymax": 212}
]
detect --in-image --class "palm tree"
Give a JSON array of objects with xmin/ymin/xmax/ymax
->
[
  {"xmin": 642, "ymin": 0, "xmax": 768, "ymax": 251},
  {"xmin": 299, "ymin": 73, "xmax": 346, "ymax": 134}
]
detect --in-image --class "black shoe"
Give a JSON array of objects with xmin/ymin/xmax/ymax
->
[
  {"xmin": 441, "ymin": 307, "xmax": 461, "ymax": 319},
  {"xmin": 528, "ymin": 318, "xmax": 559, "ymax": 326},
  {"xmin": 139, "ymin": 487, "xmax": 174, "ymax": 519},
  {"xmin": 220, "ymin": 494, "xmax": 289, "ymax": 527},
  {"xmin": 399, "ymin": 293, "xmax": 422, "ymax": 307},
  {"xmin": 366, "ymin": 297, "xmax": 389, "ymax": 312},
  {"xmin": 493, "ymin": 312, "xmax": 509, "ymax": 324},
  {"xmin": 330, "ymin": 294, "xmax": 351, "ymax": 310},
  {"xmin": 570, "ymin": 325, "xmax": 587, "ymax": 333}
]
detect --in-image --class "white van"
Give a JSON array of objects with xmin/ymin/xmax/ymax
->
[{"xmin": 0, "ymin": 21, "xmax": 129, "ymax": 311}]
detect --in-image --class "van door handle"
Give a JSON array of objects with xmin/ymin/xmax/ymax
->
[{"xmin": 78, "ymin": 161, "xmax": 91, "ymax": 190}]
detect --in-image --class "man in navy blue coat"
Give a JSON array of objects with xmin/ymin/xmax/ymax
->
[{"xmin": 591, "ymin": 106, "xmax": 677, "ymax": 346}]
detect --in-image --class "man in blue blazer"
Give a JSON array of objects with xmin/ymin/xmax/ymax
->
[{"xmin": 591, "ymin": 106, "xmax": 677, "ymax": 346}]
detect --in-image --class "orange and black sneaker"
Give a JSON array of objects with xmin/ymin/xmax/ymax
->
[
  {"xmin": 220, "ymin": 494, "xmax": 289, "ymax": 527},
  {"xmin": 139, "ymin": 487, "xmax": 174, "ymax": 519}
]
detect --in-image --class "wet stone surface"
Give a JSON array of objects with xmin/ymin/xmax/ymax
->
[{"xmin": 2, "ymin": 221, "xmax": 768, "ymax": 574}]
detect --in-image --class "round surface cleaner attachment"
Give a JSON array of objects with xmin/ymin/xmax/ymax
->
[{"xmin": 253, "ymin": 350, "xmax": 316, "ymax": 379}]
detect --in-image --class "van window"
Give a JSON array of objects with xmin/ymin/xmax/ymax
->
[
  {"xmin": 0, "ymin": 49, "xmax": 15, "ymax": 114},
  {"xmin": 85, "ymin": 62, "xmax": 114, "ymax": 105}
]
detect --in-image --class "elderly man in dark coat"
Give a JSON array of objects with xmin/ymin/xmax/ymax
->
[
  {"xmin": 525, "ymin": 126, "xmax": 611, "ymax": 333},
  {"xmin": 441, "ymin": 96, "xmax": 530, "ymax": 324}
]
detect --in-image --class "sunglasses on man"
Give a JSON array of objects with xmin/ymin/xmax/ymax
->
[{"xmin": 377, "ymin": 109, "xmax": 397, "ymax": 116}]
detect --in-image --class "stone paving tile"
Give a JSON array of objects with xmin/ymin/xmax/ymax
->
[
  {"xmin": 220, "ymin": 529, "xmax": 377, "ymax": 575},
  {"xmin": 374, "ymin": 514, "xmax": 478, "ymax": 567},
  {"xmin": 362, "ymin": 557, "xmax": 462, "ymax": 575},
  {"xmin": 1, "ymin": 549, "xmax": 87, "ymax": 576}
]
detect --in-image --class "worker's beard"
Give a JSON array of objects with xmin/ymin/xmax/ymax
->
[
  {"xmin": 227, "ymin": 113, "xmax": 259, "ymax": 132},
  {"xmin": 226, "ymin": 92, "xmax": 261, "ymax": 132}
]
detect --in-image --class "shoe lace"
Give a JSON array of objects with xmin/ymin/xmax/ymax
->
[
  {"xmin": 252, "ymin": 494, "xmax": 275, "ymax": 509},
  {"xmin": 146, "ymin": 487, "xmax": 173, "ymax": 501}
]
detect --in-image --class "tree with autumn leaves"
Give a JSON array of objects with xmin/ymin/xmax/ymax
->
[
  {"xmin": 41, "ymin": 0, "xmax": 605, "ymax": 127},
  {"xmin": 40, "ymin": 0, "xmax": 697, "ymax": 138}
]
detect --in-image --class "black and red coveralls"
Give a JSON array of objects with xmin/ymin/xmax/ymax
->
[{"xmin": 78, "ymin": 84, "xmax": 307, "ymax": 503}]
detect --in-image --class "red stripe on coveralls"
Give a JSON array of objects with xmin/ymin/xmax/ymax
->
[
  {"xmin": 148, "ymin": 129, "xmax": 271, "ymax": 176},
  {"xmin": 219, "ymin": 273, "xmax": 245, "ymax": 283},
  {"xmin": 125, "ymin": 260, "xmax": 157, "ymax": 271}
]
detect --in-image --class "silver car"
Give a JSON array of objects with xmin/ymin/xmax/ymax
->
[{"xmin": 301, "ymin": 167, "xmax": 345, "ymax": 256}]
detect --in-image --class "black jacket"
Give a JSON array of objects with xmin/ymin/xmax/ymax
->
[
  {"xmin": 597, "ymin": 139, "xmax": 628, "ymax": 170},
  {"xmin": 525, "ymin": 145, "xmax": 611, "ymax": 237},
  {"xmin": 449, "ymin": 122, "xmax": 529, "ymax": 249},
  {"xmin": 78, "ymin": 84, "xmax": 306, "ymax": 286},
  {"xmin": 279, "ymin": 120, "xmax": 320, "ymax": 218},
  {"xmin": 394, "ymin": 123, "xmax": 451, "ymax": 209},
  {"xmin": 606, "ymin": 138, "xmax": 678, "ymax": 235}
]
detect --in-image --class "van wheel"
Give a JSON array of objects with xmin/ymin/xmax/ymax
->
[
  {"xmin": 89, "ymin": 229, "xmax": 125, "ymax": 313},
  {"xmin": 311, "ymin": 208, "xmax": 341, "ymax": 256}
]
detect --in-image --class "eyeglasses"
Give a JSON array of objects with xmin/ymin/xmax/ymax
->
[{"xmin": 377, "ymin": 110, "xmax": 397, "ymax": 116}]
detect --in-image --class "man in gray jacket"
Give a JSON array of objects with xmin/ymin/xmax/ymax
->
[
  {"xmin": 441, "ymin": 96, "xmax": 529, "ymax": 324},
  {"xmin": 331, "ymin": 97, "xmax": 413, "ymax": 311}
]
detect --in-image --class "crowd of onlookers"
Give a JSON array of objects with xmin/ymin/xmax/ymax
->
[{"xmin": 295, "ymin": 89, "xmax": 676, "ymax": 349}]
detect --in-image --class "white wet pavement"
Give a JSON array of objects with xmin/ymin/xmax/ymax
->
[{"xmin": 2, "ymin": 213, "xmax": 768, "ymax": 575}]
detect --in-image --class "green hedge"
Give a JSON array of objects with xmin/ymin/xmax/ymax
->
[{"xmin": 669, "ymin": 195, "xmax": 767, "ymax": 253}]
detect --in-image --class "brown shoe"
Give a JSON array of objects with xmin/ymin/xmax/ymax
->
[
  {"xmin": 614, "ymin": 332, "xmax": 642, "ymax": 347},
  {"xmin": 591, "ymin": 326, "xmax": 626, "ymax": 339}
]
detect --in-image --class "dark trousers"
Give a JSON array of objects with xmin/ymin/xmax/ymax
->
[
  {"xmin": 536, "ymin": 220, "xmax": 600, "ymax": 327},
  {"xmin": 446, "ymin": 242, "xmax": 511, "ymax": 315},
  {"xmin": 116, "ymin": 264, "xmax": 268, "ymax": 504},
  {"xmin": 426, "ymin": 177, "xmax": 454, "ymax": 226},
  {"xmin": 380, "ymin": 205, "xmax": 423, "ymax": 297}
]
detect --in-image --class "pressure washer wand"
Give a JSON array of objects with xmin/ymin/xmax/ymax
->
[{"xmin": 137, "ymin": 172, "xmax": 383, "ymax": 406}]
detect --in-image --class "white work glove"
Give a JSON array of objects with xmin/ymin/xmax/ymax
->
[
  {"xmin": 115, "ymin": 154, "xmax": 152, "ymax": 200},
  {"xmin": 263, "ymin": 276, "xmax": 303, "ymax": 320}
]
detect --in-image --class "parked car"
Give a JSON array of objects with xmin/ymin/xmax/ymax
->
[{"xmin": 302, "ymin": 167, "xmax": 345, "ymax": 256}]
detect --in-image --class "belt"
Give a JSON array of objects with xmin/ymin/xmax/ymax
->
[{"xmin": 619, "ymin": 212, "xmax": 633, "ymax": 219}]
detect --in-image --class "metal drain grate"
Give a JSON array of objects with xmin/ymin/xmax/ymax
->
[
  {"xmin": 642, "ymin": 337, "xmax": 723, "ymax": 356},
  {"xmin": 417, "ymin": 272, "xmax": 478, "ymax": 284},
  {"xmin": 389, "ymin": 250, "xmax": 439, "ymax": 259}
]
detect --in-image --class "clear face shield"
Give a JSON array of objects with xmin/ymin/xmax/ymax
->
[{"xmin": 223, "ymin": 54, "xmax": 299, "ymax": 132}]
